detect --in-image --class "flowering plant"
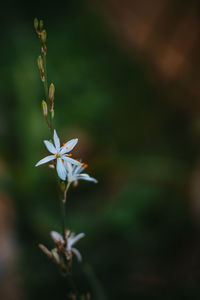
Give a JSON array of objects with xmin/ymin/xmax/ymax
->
[{"xmin": 33, "ymin": 18, "xmax": 98, "ymax": 298}]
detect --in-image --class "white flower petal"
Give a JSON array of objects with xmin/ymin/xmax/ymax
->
[
  {"xmin": 60, "ymin": 138, "xmax": 78, "ymax": 155},
  {"xmin": 71, "ymin": 247, "xmax": 82, "ymax": 262},
  {"xmin": 65, "ymin": 161, "xmax": 73, "ymax": 174},
  {"xmin": 44, "ymin": 140, "xmax": 56, "ymax": 154},
  {"xmin": 76, "ymin": 174, "xmax": 98, "ymax": 183},
  {"xmin": 53, "ymin": 130, "xmax": 60, "ymax": 151},
  {"xmin": 73, "ymin": 164, "xmax": 84, "ymax": 175},
  {"xmin": 35, "ymin": 155, "xmax": 55, "ymax": 167},
  {"xmin": 63, "ymin": 156, "xmax": 81, "ymax": 166},
  {"xmin": 68, "ymin": 233, "xmax": 85, "ymax": 248},
  {"xmin": 51, "ymin": 231, "xmax": 64, "ymax": 243},
  {"xmin": 56, "ymin": 158, "xmax": 67, "ymax": 180}
]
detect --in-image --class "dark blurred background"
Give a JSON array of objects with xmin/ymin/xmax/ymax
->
[{"xmin": 1, "ymin": 0, "xmax": 200, "ymax": 299}]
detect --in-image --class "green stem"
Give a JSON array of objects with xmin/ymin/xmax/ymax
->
[
  {"xmin": 63, "ymin": 182, "xmax": 71, "ymax": 203},
  {"xmin": 57, "ymin": 178, "xmax": 67, "ymax": 238},
  {"xmin": 42, "ymin": 53, "xmax": 53, "ymax": 135},
  {"xmin": 60, "ymin": 194, "xmax": 66, "ymax": 238}
]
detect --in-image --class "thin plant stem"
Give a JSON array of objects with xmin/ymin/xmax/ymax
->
[
  {"xmin": 63, "ymin": 182, "xmax": 71, "ymax": 203},
  {"xmin": 42, "ymin": 53, "xmax": 53, "ymax": 135},
  {"xmin": 60, "ymin": 193, "xmax": 66, "ymax": 238},
  {"xmin": 61, "ymin": 183, "xmax": 70, "ymax": 237}
]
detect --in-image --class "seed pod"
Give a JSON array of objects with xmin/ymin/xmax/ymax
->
[
  {"xmin": 42, "ymin": 100, "xmax": 48, "ymax": 117},
  {"xmin": 34, "ymin": 18, "xmax": 39, "ymax": 31},
  {"xmin": 41, "ymin": 30, "xmax": 47, "ymax": 44},
  {"xmin": 49, "ymin": 83, "xmax": 55, "ymax": 102}
]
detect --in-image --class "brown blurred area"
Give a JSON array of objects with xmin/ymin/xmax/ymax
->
[
  {"xmin": 0, "ymin": 190, "xmax": 22, "ymax": 300},
  {"xmin": 97, "ymin": 0, "xmax": 200, "ymax": 114}
]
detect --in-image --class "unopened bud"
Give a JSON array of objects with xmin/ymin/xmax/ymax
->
[
  {"xmin": 37, "ymin": 56, "xmax": 44, "ymax": 72},
  {"xmin": 34, "ymin": 18, "xmax": 39, "ymax": 31},
  {"xmin": 38, "ymin": 244, "xmax": 51, "ymax": 258},
  {"xmin": 39, "ymin": 20, "xmax": 44, "ymax": 30},
  {"xmin": 51, "ymin": 109, "xmax": 54, "ymax": 119},
  {"xmin": 49, "ymin": 83, "xmax": 55, "ymax": 102},
  {"xmin": 42, "ymin": 100, "xmax": 48, "ymax": 117},
  {"xmin": 41, "ymin": 30, "xmax": 47, "ymax": 44}
]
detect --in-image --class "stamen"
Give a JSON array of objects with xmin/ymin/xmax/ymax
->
[
  {"xmin": 68, "ymin": 153, "xmax": 72, "ymax": 157},
  {"xmin": 82, "ymin": 162, "xmax": 88, "ymax": 168}
]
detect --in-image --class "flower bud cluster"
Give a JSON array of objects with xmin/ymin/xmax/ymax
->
[
  {"xmin": 34, "ymin": 18, "xmax": 47, "ymax": 55},
  {"xmin": 39, "ymin": 230, "xmax": 85, "ymax": 273},
  {"xmin": 34, "ymin": 18, "xmax": 56, "ymax": 126}
]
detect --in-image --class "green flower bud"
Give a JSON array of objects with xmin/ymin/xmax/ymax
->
[
  {"xmin": 42, "ymin": 100, "xmax": 48, "ymax": 117},
  {"xmin": 39, "ymin": 20, "xmax": 44, "ymax": 30},
  {"xmin": 41, "ymin": 30, "xmax": 47, "ymax": 44},
  {"xmin": 49, "ymin": 83, "xmax": 55, "ymax": 102},
  {"xmin": 37, "ymin": 56, "xmax": 44, "ymax": 72},
  {"xmin": 34, "ymin": 18, "xmax": 39, "ymax": 31},
  {"xmin": 51, "ymin": 109, "xmax": 54, "ymax": 119}
]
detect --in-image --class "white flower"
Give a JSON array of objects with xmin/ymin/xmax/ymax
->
[
  {"xmin": 35, "ymin": 130, "xmax": 81, "ymax": 180},
  {"xmin": 64, "ymin": 161, "xmax": 98, "ymax": 185},
  {"xmin": 51, "ymin": 230, "xmax": 85, "ymax": 262},
  {"xmin": 39, "ymin": 230, "xmax": 85, "ymax": 269},
  {"xmin": 65, "ymin": 230, "xmax": 85, "ymax": 262}
]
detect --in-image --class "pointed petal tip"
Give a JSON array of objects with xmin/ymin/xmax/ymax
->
[
  {"xmin": 50, "ymin": 231, "xmax": 64, "ymax": 243},
  {"xmin": 35, "ymin": 155, "xmax": 55, "ymax": 167}
]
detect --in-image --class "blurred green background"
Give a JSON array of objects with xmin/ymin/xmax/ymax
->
[{"xmin": 1, "ymin": 0, "xmax": 200, "ymax": 299}]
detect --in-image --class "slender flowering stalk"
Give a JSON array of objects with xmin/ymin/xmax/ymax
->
[{"xmin": 33, "ymin": 18, "xmax": 103, "ymax": 299}]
